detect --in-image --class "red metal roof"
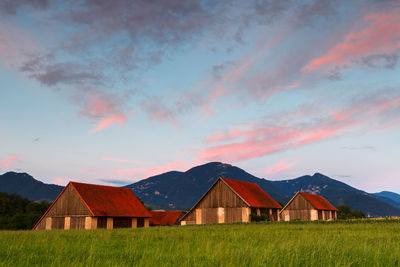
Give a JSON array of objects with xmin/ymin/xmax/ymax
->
[
  {"xmin": 221, "ymin": 178, "xmax": 281, "ymax": 209},
  {"xmin": 71, "ymin": 182, "xmax": 152, "ymax": 217},
  {"xmin": 150, "ymin": 211, "xmax": 183, "ymax": 226},
  {"xmin": 299, "ymin": 192, "xmax": 337, "ymax": 211}
]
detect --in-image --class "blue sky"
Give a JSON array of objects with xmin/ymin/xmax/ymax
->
[{"xmin": 1, "ymin": 0, "xmax": 399, "ymax": 193}]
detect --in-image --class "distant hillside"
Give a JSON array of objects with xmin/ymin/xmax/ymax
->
[
  {"xmin": 0, "ymin": 172, "xmax": 63, "ymax": 201},
  {"xmin": 373, "ymin": 191, "xmax": 400, "ymax": 210},
  {"xmin": 126, "ymin": 162, "xmax": 400, "ymax": 217},
  {"xmin": 272, "ymin": 173, "xmax": 400, "ymax": 217},
  {"xmin": 2, "ymin": 163, "xmax": 399, "ymax": 217},
  {"xmin": 125, "ymin": 162, "xmax": 283, "ymax": 210}
]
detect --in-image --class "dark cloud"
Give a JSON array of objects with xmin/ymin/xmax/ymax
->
[
  {"xmin": 360, "ymin": 54, "xmax": 399, "ymax": 70},
  {"xmin": 212, "ymin": 62, "xmax": 235, "ymax": 80},
  {"xmin": 293, "ymin": 0, "xmax": 339, "ymax": 26},
  {"xmin": 327, "ymin": 67, "xmax": 343, "ymax": 81},
  {"xmin": 141, "ymin": 96, "xmax": 176, "ymax": 123},
  {"xmin": 254, "ymin": 0, "xmax": 291, "ymax": 23},
  {"xmin": 0, "ymin": 0, "xmax": 49, "ymax": 15},
  {"xmin": 98, "ymin": 179, "xmax": 131, "ymax": 186},
  {"xmin": 20, "ymin": 55, "xmax": 105, "ymax": 87}
]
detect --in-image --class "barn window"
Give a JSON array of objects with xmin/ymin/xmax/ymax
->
[
  {"xmin": 137, "ymin": 218, "xmax": 145, "ymax": 227},
  {"xmin": 97, "ymin": 217, "xmax": 107, "ymax": 229},
  {"xmin": 113, "ymin": 218, "xmax": 132, "ymax": 228}
]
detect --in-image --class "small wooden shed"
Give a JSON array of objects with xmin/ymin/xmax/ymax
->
[
  {"xmin": 149, "ymin": 211, "xmax": 185, "ymax": 226},
  {"xmin": 280, "ymin": 191, "xmax": 337, "ymax": 221},
  {"xmin": 33, "ymin": 181, "xmax": 152, "ymax": 230},
  {"xmin": 179, "ymin": 177, "xmax": 281, "ymax": 225}
]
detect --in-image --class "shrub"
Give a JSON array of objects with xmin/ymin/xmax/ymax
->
[{"xmin": 250, "ymin": 213, "xmax": 270, "ymax": 222}]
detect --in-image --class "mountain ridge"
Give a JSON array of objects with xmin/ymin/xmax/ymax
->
[{"xmin": 1, "ymin": 162, "xmax": 399, "ymax": 217}]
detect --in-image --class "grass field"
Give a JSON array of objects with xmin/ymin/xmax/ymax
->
[{"xmin": 1, "ymin": 220, "xmax": 400, "ymax": 266}]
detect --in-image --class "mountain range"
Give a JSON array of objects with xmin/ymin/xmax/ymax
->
[{"xmin": 1, "ymin": 162, "xmax": 400, "ymax": 217}]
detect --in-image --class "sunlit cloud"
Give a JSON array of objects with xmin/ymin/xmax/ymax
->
[
  {"xmin": 302, "ymin": 7, "xmax": 400, "ymax": 73},
  {"xmin": 265, "ymin": 159, "xmax": 300, "ymax": 176},
  {"xmin": 0, "ymin": 155, "xmax": 20, "ymax": 168},
  {"xmin": 115, "ymin": 161, "xmax": 190, "ymax": 180},
  {"xmin": 199, "ymin": 90, "xmax": 400, "ymax": 162}
]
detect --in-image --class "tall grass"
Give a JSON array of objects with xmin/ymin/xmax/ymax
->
[{"xmin": 1, "ymin": 220, "xmax": 400, "ymax": 266}]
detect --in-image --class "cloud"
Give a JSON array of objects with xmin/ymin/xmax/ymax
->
[
  {"xmin": 198, "ymin": 90, "xmax": 400, "ymax": 162},
  {"xmin": 0, "ymin": 0, "xmax": 49, "ymax": 15},
  {"xmin": 98, "ymin": 179, "xmax": 132, "ymax": 186},
  {"xmin": 90, "ymin": 114, "xmax": 126, "ymax": 134},
  {"xmin": 21, "ymin": 60, "xmax": 104, "ymax": 87},
  {"xmin": 292, "ymin": 0, "xmax": 338, "ymax": 27},
  {"xmin": 301, "ymin": 7, "xmax": 400, "ymax": 73},
  {"xmin": 141, "ymin": 97, "xmax": 177, "ymax": 124},
  {"xmin": 115, "ymin": 161, "xmax": 189, "ymax": 180},
  {"xmin": 360, "ymin": 53, "xmax": 399, "ymax": 69},
  {"xmin": 79, "ymin": 92, "xmax": 128, "ymax": 133},
  {"xmin": 0, "ymin": 155, "xmax": 20, "ymax": 168},
  {"xmin": 51, "ymin": 177, "xmax": 66, "ymax": 186},
  {"xmin": 265, "ymin": 159, "xmax": 300, "ymax": 176}
]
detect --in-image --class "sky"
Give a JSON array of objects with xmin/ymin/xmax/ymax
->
[{"xmin": 1, "ymin": 0, "xmax": 399, "ymax": 193}]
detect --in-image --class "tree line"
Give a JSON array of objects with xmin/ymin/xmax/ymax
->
[{"xmin": 0, "ymin": 192, "xmax": 50, "ymax": 230}]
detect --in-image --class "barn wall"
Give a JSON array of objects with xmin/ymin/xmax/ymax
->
[
  {"xmin": 70, "ymin": 217, "xmax": 86, "ymax": 229},
  {"xmin": 197, "ymin": 179, "xmax": 247, "ymax": 209},
  {"xmin": 282, "ymin": 194, "xmax": 337, "ymax": 221},
  {"xmin": 225, "ymin": 208, "xmax": 243, "ymax": 222},
  {"xmin": 35, "ymin": 184, "xmax": 92, "ymax": 230},
  {"xmin": 282, "ymin": 194, "xmax": 315, "ymax": 221},
  {"xmin": 51, "ymin": 217, "xmax": 65, "ymax": 229},
  {"xmin": 46, "ymin": 185, "xmax": 92, "ymax": 217},
  {"xmin": 180, "ymin": 179, "xmax": 249, "ymax": 225}
]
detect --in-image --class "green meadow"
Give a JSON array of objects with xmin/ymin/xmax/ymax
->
[{"xmin": 1, "ymin": 220, "xmax": 400, "ymax": 266}]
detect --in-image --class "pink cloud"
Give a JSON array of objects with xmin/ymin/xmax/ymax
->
[
  {"xmin": 80, "ymin": 93, "xmax": 127, "ymax": 133},
  {"xmin": 115, "ymin": 161, "xmax": 189, "ymax": 179},
  {"xmin": 302, "ymin": 8, "xmax": 400, "ymax": 72},
  {"xmin": 199, "ymin": 92, "xmax": 400, "ymax": 162},
  {"xmin": 0, "ymin": 155, "xmax": 20, "ymax": 168},
  {"xmin": 141, "ymin": 97, "xmax": 177, "ymax": 125},
  {"xmin": 52, "ymin": 177, "xmax": 67, "ymax": 186},
  {"xmin": 90, "ymin": 114, "xmax": 126, "ymax": 133},
  {"xmin": 0, "ymin": 23, "xmax": 38, "ymax": 68},
  {"xmin": 265, "ymin": 159, "xmax": 300, "ymax": 176}
]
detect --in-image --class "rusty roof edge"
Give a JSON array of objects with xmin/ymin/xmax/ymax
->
[
  {"xmin": 279, "ymin": 191, "xmax": 301, "ymax": 214},
  {"xmin": 178, "ymin": 177, "xmax": 226, "ymax": 222},
  {"xmin": 32, "ymin": 182, "xmax": 71, "ymax": 230},
  {"xmin": 220, "ymin": 177, "xmax": 251, "ymax": 207},
  {"xmin": 70, "ymin": 182, "xmax": 96, "ymax": 216}
]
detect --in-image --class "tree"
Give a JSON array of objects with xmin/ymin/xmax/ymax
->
[{"xmin": 337, "ymin": 205, "xmax": 366, "ymax": 219}]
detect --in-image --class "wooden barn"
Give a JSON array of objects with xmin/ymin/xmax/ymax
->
[
  {"xmin": 33, "ymin": 182, "xmax": 152, "ymax": 230},
  {"xmin": 280, "ymin": 192, "xmax": 337, "ymax": 221},
  {"xmin": 179, "ymin": 177, "xmax": 281, "ymax": 225},
  {"xmin": 149, "ymin": 211, "xmax": 185, "ymax": 226}
]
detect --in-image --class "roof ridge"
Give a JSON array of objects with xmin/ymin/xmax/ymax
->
[
  {"xmin": 70, "ymin": 181, "xmax": 130, "ymax": 190},
  {"xmin": 220, "ymin": 177, "xmax": 257, "ymax": 185}
]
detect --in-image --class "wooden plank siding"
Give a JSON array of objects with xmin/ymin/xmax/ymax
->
[
  {"xmin": 197, "ymin": 179, "xmax": 248, "ymax": 209},
  {"xmin": 35, "ymin": 184, "xmax": 92, "ymax": 229},
  {"xmin": 281, "ymin": 193, "xmax": 337, "ymax": 221},
  {"xmin": 34, "ymin": 182, "xmax": 152, "ymax": 230},
  {"xmin": 181, "ymin": 179, "xmax": 249, "ymax": 225},
  {"xmin": 70, "ymin": 217, "xmax": 86, "ymax": 229}
]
